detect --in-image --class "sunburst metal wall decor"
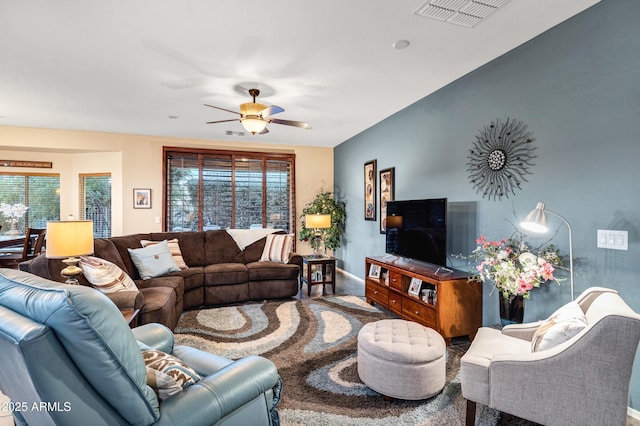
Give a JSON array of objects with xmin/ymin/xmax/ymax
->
[{"xmin": 467, "ymin": 117, "xmax": 536, "ymax": 201}]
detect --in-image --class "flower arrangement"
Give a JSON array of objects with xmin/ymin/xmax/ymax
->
[
  {"xmin": 0, "ymin": 203, "xmax": 28, "ymax": 225},
  {"xmin": 469, "ymin": 231, "xmax": 564, "ymax": 299}
]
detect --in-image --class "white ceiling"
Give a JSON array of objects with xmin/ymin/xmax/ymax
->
[{"xmin": 0, "ymin": 0, "xmax": 599, "ymax": 148}]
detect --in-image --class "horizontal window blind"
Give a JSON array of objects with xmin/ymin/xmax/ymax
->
[
  {"xmin": 164, "ymin": 148, "xmax": 296, "ymax": 237},
  {"xmin": 0, "ymin": 173, "xmax": 60, "ymax": 231},
  {"xmin": 80, "ymin": 173, "xmax": 112, "ymax": 238}
]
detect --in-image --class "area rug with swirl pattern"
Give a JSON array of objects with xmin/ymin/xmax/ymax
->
[{"xmin": 174, "ymin": 296, "xmax": 527, "ymax": 426}]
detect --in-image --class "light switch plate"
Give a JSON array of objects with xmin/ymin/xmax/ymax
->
[{"xmin": 597, "ymin": 229, "xmax": 628, "ymax": 250}]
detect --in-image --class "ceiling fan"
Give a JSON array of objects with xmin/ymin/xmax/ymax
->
[{"xmin": 204, "ymin": 88, "xmax": 309, "ymax": 135}]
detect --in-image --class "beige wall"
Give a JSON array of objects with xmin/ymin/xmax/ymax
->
[{"xmin": 0, "ymin": 126, "xmax": 333, "ymax": 253}]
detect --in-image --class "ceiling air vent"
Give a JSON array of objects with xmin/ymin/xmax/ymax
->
[
  {"xmin": 225, "ymin": 130, "xmax": 245, "ymax": 136},
  {"xmin": 413, "ymin": 0, "xmax": 510, "ymax": 28}
]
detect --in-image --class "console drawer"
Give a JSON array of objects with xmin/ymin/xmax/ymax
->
[
  {"xmin": 388, "ymin": 271, "xmax": 403, "ymax": 291},
  {"xmin": 366, "ymin": 281, "xmax": 389, "ymax": 306},
  {"xmin": 388, "ymin": 291, "xmax": 402, "ymax": 315},
  {"xmin": 403, "ymin": 297, "xmax": 437, "ymax": 327}
]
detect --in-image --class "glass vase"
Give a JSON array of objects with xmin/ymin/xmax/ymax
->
[{"xmin": 498, "ymin": 293, "xmax": 524, "ymax": 327}]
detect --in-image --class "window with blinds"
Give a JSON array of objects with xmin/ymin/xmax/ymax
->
[
  {"xmin": 79, "ymin": 173, "xmax": 112, "ymax": 238},
  {"xmin": 164, "ymin": 148, "xmax": 296, "ymax": 234},
  {"xmin": 0, "ymin": 173, "xmax": 60, "ymax": 231}
]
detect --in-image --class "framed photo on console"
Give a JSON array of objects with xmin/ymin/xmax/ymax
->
[
  {"xmin": 408, "ymin": 277, "xmax": 422, "ymax": 298},
  {"xmin": 368, "ymin": 264, "xmax": 381, "ymax": 279}
]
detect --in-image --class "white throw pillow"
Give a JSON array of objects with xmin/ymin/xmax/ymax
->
[
  {"xmin": 259, "ymin": 233, "xmax": 294, "ymax": 263},
  {"xmin": 531, "ymin": 301, "xmax": 588, "ymax": 352},
  {"xmin": 140, "ymin": 238, "xmax": 188, "ymax": 269},
  {"xmin": 128, "ymin": 240, "xmax": 181, "ymax": 279},
  {"xmin": 79, "ymin": 256, "xmax": 138, "ymax": 293}
]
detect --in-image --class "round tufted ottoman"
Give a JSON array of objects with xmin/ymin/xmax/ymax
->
[{"xmin": 357, "ymin": 319, "xmax": 446, "ymax": 400}]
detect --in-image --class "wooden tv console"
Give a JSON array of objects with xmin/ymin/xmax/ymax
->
[{"xmin": 365, "ymin": 255, "xmax": 482, "ymax": 344}]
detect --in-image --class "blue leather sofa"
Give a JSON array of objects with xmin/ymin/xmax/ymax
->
[{"xmin": 0, "ymin": 268, "xmax": 282, "ymax": 425}]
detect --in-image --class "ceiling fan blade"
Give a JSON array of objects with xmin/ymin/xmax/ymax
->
[
  {"xmin": 258, "ymin": 127, "xmax": 270, "ymax": 135},
  {"xmin": 269, "ymin": 118, "xmax": 309, "ymax": 129},
  {"xmin": 206, "ymin": 119, "xmax": 240, "ymax": 124},
  {"xmin": 260, "ymin": 105, "xmax": 284, "ymax": 118},
  {"xmin": 203, "ymin": 104, "xmax": 241, "ymax": 115}
]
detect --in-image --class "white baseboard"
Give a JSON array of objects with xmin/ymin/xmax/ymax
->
[
  {"xmin": 628, "ymin": 406, "xmax": 640, "ymax": 420},
  {"xmin": 337, "ymin": 267, "xmax": 364, "ymax": 283}
]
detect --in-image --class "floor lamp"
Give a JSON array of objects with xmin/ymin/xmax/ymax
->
[{"xmin": 520, "ymin": 202, "xmax": 574, "ymax": 301}]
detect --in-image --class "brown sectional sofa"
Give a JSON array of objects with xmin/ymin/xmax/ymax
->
[{"xmin": 21, "ymin": 230, "xmax": 302, "ymax": 330}]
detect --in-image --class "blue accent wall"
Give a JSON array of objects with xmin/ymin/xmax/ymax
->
[{"xmin": 334, "ymin": 0, "xmax": 640, "ymax": 410}]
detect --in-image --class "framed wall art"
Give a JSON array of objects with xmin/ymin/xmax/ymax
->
[
  {"xmin": 379, "ymin": 167, "xmax": 395, "ymax": 234},
  {"xmin": 364, "ymin": 159, "xmax": 377, "ymax": 220},
  {"xmin": 133, "ymin": 188, "xmax": 151, "ymax": 209}
]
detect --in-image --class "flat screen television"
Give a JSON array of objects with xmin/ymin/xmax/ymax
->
[{"xmin": 385, "ymin": 198, "xmax": 447, "ymax": 266}]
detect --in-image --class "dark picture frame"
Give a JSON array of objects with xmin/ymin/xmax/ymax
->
[
  {"xmin": 133, "ymin": 188, "xmax": 151, "ymax": 209},
  {"xmin": 379, "ymin": 167, "xmax": 395, "ymax": 233},
  {"xmin": 364, "ymin": 159, "xmax": 377, "ymax": 220}
]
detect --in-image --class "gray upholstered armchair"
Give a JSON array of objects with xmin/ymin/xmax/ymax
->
[
  {"xmin": 0, "ymin": 268, "xmax": 282, "ymax": 426},
  {"xmin": 461, "ymin": 287, "xmax": 640, "ymax": 426}
]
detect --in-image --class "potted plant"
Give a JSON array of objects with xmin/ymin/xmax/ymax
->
[{"xmin": 299, "ymin": 189, "xmax": 346, "ymax": 253}]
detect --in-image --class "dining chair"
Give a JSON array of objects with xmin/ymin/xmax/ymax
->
[{"xmin": 0, "ymin": 227, "xmax": 46, "ymax": 268}]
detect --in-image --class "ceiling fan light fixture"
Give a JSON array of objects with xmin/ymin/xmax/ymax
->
[{"xmin": 241, "ymin": 116, "xmax": 267, "ymax": 135}]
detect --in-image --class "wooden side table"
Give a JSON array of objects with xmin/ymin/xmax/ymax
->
[{"xmin": 301, "ymin": 255, "xmax": 336, "ymax": 297}]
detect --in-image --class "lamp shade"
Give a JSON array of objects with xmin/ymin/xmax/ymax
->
[
  {"xmin": 305, "ymin": 214, "xmax": 331, "ymax": 229},
  {"xmin": 241, "ymin": 117, "xmax": 267, "ymax": 135},
  {"xmin": 520, "ymin": 202, "xmax": 548, "ymax": 233},
  {"xmin": 46, "ymin": 220, "xmax": 94, "ymax": 259},
  {"xmin": 386, "ymin": 214, "xmax": 403, "ymax": 229},
  {"xmin": 240, "ymin": 101, "xmax": 268, "ymax": 135}
]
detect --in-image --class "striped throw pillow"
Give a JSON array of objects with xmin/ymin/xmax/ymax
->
[
  {"xmin": 259, "ymin": 233, "xmax": 294, "ymax": 263},
  {"xmin": 140, "ymin": 238, "xmax": 188, "ymax": 269},
  {"xmin": 79, "ymin": 256, "xmax": 138, "ymax": 293}
]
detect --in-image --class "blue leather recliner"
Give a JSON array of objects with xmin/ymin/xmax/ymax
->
[{"xmin": 0, "ymin": 268, "xmax": 282, "ymax": 426}]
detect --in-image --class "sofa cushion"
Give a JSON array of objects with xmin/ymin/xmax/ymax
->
[
  {"xmin": 205, "ymin": 230, "xmax": 242, "ymax": 264},
  {"xmin": 205, "ymin": 263, "xmax": 249, "ymax": 286},
  {"xmin": 128, "ymin": 240, "xmax": 181, "ymax": 279},
  {"xmin": 141, "ymin": 238, "xmax": 188, "ymax": 269},
  {"xmin": 151, "ymin": 231, "xmax": 207, "ymax": 268},
  {"xmin": 531, "ymin": 301, "xmax": 588, "ymax": 352},
  {"xmin": 247, "ymin": 262, "xmax": 300, "ymax": 281},
  {"xmin": 79, "ymin": 256, "xmax": 138, "ymax": 293},
  {"xmin": 259, "ymin": 233, "xmax": 294, "ymax": 263}
]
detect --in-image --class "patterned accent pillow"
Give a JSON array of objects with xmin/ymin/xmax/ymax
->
[
  {"xmin": 142, "ymin": 350, "xmax": 201, "ymax": 401},
  {"xmin": 531, "ymin": 301, "xmax": 588, "ymax": 352},
  {"xmin": 259, "ymin": 233, "xmax": 294, "ymax": 263},
  {"xmin": 140, "ymin": 238, "xmax": 188, "ymax": 269},
  {"xmin": 128, "ymin": 240, "xmax": 180, "ymax": 279},
  {"xmin": 79, "ymin": 256, "xmax": 138, "ymax": 293}
]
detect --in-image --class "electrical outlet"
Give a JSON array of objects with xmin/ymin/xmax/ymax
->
[{"xmin": 597, "ymin": 229, "xmax": 628, "ymax": 250}]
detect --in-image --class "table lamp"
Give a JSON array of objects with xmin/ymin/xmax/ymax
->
[
  {"xmin": 46, "ymin": 220, "xmax": 94, "ymax": 285},
  {"xmin": 520, "ymin": 202, "xmax": 574, "ymax": 300},
  {"xmin": 305, "ymin": 213, "xmax": 331, "ymax": 257}
]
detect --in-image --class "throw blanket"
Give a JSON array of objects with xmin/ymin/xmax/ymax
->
[{"xmin": 226, "ymin": 228, "xmax": 281, "ymax": 251}]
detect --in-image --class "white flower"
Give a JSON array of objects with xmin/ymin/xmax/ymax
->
[
  {"xmin": 518, "ymin": 252, "xmax": 537, "ymax": 268},
  {"xmin": 0, "ymin": 203, "xmax": 28, "ymax": 224}
]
